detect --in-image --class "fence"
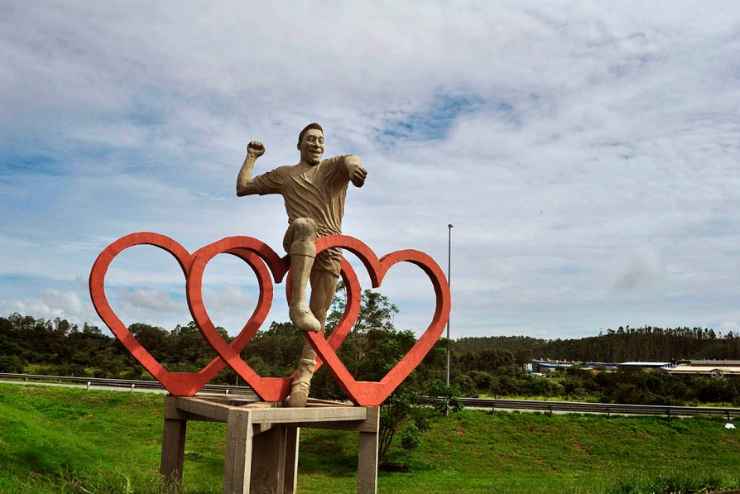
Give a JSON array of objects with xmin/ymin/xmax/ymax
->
[
  {"xmin": 3, "ymin": 373, "xmax": 739, "ymax": 419},
  {"xmin": 453, "ymin": 397, "xmax": 740, "ymax": 419},
  {"xmin": 0, "ymin": 372, "xmax": 256, "ymax": 398}
]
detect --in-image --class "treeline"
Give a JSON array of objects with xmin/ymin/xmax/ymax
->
[
  {"xmin": 447, "ymin": 366, "xmax": 740, "ymax": 406},
  {"xmin": 4, "ymin": 314, "xmax": 740, "ymax": 380},
  {"xmin": 543, "ymin": 326, "xmax": 740, "ymax": 362},
  {"xmin": 3, "ymin": 311, "xmax": 740, "ymax": 405},
  {"xmin": 452, "ymin": 326, "xmax": 740, "ymax": 367},
  {"xmin": 445, "ymin": 327, "xmax": 740, "ymax": 406},
  {"xmin": 0, "ymin": 313, "xmax": 234, "ymax": 381},
  {"xmin": 0, "ymin": 288, "xmax": 445, "ymax": 392}
]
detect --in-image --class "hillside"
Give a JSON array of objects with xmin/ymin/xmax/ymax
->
[
  {"xmin": 453, "ymin": 327, "xmax": 740, "ymax": 364},
  {"xmin": 1, "ymin": 383, "xmax": 739, "ymax": 493}
]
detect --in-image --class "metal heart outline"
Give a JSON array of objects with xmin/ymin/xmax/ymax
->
[
  {"xmin": 185, "ymin": 235, "xmax": 361, "ymax": 402},
  {"xmin": 304, "ymin": 235, "xmax": 451, "ymax": 406},
  {"xmin": 89, "ymin": 232, "xmax": 279, "ymax": 396}
]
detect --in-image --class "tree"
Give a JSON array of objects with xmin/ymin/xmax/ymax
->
[
  {"xmin": 325, "ymin": 283, "xmax": 399, "ymax": 334},
  {"xmin": 379, "ymin": 388, "xmax": 413, "ymax": 464},
  {"xmin": 355, "ymin": 290, "xmax": 398, "ymax": 332},
  {"xmin": 319, "ymin": 288, "xmax": 428, "ymax": 467},
  {"xmin": 0, "ymin": 355, "xmax": 25, "ymax": 373},
  {"xmin": 129, "ymin": 323, "xmax": 168, "ymax": 361},
  {"xmin": 242, "ymin": 322, "xmax": 304, "ymax": 377}
]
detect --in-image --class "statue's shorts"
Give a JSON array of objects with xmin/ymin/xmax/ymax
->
[{"xmin": 282, "ymin": 221, "xmax": 342, "ymax": 278}]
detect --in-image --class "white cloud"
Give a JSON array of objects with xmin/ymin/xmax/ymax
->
[
  {"xmin": 3, "ymin": 2, "xmax": 740, "ymax": 338},
  {"xmin": 7, "ymin": 289, "xmax": 86, "ymax": 322},
  {"xmin": 121, "ymin": 288, "xmax": 180, "ymax": 313},
  {"xmin": 612, "ymin": 249, "xmax": 663, "ymax": 291}
]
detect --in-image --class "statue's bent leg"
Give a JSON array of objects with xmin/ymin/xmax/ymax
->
[
  {"xmin": 287, "ymin": 266, "xmax": 338, "ymax": 407},
  {"xmin": 285, "ymin": 218, "xmax": 321, "ymax": 333}
]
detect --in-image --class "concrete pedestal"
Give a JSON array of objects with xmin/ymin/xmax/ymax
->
[{"xmin": 160, "ymin": 396, "xmax": 380, "ymax": 494}]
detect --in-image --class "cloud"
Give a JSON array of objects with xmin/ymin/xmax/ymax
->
[
  {"xmin": 201, "ymin": 286, "xmax": 254, "ymax": 312},
  {"xmin": 3, "ymin": 2, "xmax": 740, "ymax": 339},
  {"xmin": 121, "ymin": 288, "xmax": 180, "ymax": 313},
  {"xmin": 7, "ymin": 289, "xmax": 85, "ymax": 322},
  {"xmin": 377, "ymin": 93, "xmax": 485, "ymax": 145},
  {"xmin": 612, "ymin": 250, "xmax": 663, "ymax": 291}
]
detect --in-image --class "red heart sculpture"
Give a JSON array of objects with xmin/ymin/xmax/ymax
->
[
  {"xmin": 305, "ymin": 235, "xmax": 451, "ymax": 406},
  {"xmin": 186, "ymin": 236, "xmax": 361, "ymax": 402},
  {"xmin": 89, "ymin": 232, "xmax": 280, "ymax": 396}
]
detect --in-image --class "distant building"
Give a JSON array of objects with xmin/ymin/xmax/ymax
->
[
  {"xmin": 530, "ymin": 360, "xmax": 574, "ymax": 373},
  {"xmin": 529, "ymin": 359, "xmax": 740, "ymax": 376},
  {"xmin": 665, "ymin": 360, "xmax": 740, "ymax": 376},
  {"xmin": 687, "ymin": 360, "xmax": 740, "ymax": 367},
  {"xmin": 617, "ymin": 362, "xmax": 672, "ymax": 371},
  {"xmin": 583, "ymin": 362, "xmax": 619, "ymax": 372}
]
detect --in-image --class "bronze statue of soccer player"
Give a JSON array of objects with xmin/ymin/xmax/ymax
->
[{"xmin": 236, "ymin": 123, "xmax": 367, "ymax": 406}]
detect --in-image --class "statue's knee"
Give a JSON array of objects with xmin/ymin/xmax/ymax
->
[{"xmin": 291, "ymin": 217, "xmax": 317, "ymax": 240}]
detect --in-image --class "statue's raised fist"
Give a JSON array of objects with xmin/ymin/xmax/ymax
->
[{"xmin": 247, "ymin": 141, "xmax": 265, "ymax": 158}]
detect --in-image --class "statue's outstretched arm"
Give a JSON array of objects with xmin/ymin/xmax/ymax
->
[
  {"xmin": 236, "ymin": 141, "xmax": 265, "ymax": 196},
  {"xmin": 344, "ymin": 154, "xmax": 367, "ymax": 188}
]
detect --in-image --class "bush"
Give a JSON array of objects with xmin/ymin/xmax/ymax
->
[
  {"xmin": 694, "ymin": 377, "xmax": 737, "ymax": 403},
  {"xmin": 0, "ymin": 355, "xmax": 25, "ymax": 373},
  {"xmin": 468, "ymin": 370, "xmax": 493, "ymax": 390},
  {"xmin": 427, "ymin": 381, "xmax": 464, "ymax": 414},
  {"xmin": 453, "ymin": 373, "xmax": 477, "ymax": 397},
  {"xmin": 413, "ymin": 412, "xmax": 431, "ymax": 432},
  {"xmin": 526, "ymin": 375, "xmax": 564, "ymax": 396},
  {"xmin": 400, "ymin": 423, "xmax": 421, "ymax": 450},
  {"xmin": 489, "ymin": 374, "xmax": 518, "ymax": 395}
]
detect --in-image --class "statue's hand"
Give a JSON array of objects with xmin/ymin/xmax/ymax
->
[
  {"xmin": 346, "ymin": 155, "xmax": 367, "ymax": 187},
  {"xmin": 247, "ymin": 141, "xmax": 265, "ymax": 159}
]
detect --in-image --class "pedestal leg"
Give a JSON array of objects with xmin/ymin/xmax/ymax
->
[
  {"xmin": 249, "ymin": 425, "xmax": 299, "ymax": 494},
  {"xmin": 224, "ymin": 410, "xmax": 253, "ymax": 494},
  {"xmin": 160, "ymin": 417, "xmax": 187, "ymax": 493},
  {"xmin": 283, "ymin": 427, "xmax": 299, "ymax": 494},
  {"xmin": 357, "ymin": 407, "xmax": 380, "ymax": 494}
]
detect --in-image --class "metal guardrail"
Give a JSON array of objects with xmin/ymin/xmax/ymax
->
[
  {"xmin": 454, "ymin": 397, "xmax": 740, "ymax": 419},
  {"xmin": 2, "ymin": 373, "xmax": 738, "ymax": 419},
  {"xmin": 0, "ymin": 372, "xmax": 257, "ymax": 397}
]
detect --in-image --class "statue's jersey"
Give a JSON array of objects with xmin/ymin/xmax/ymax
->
[
  {"xmin": 250, "ymin": 155, "xmax": 349, "ymax": 275},
  {"xmin": 251, "ymin": 155, "xmax": 349, "ymax": 236}
]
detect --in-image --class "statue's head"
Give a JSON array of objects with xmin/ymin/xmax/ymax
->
[{"xmin": 297, "ymin": 122, "xmax": 324, "ymax": 166}]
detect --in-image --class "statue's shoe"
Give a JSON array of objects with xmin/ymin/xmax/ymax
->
[
  {"xmin": 289, "ymin": 304, "xmax": 321, "ymax": 332},
  {"xmin": 287, "ymin": 381, "xmax": 310, "ymax": 407}
]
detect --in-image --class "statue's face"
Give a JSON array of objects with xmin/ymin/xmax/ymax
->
[{"xmin": 299, "ymin": 128, "xmax": 325, "ymax": 165}]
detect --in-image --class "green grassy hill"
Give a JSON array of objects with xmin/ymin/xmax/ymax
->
[{"xmin": 0, "ymin": 383, "xmax": 738, "ymax": 493}]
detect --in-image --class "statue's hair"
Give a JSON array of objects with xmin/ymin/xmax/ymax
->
[{"xmin": 297, "ymin": 122, "xmax": 324, "ymax": 148}]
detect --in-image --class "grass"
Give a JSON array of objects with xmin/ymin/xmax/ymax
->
[{"xmin": 0, "ymin": 383, "xmax": 739, "ymax": 493}]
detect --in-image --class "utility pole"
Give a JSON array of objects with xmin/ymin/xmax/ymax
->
[
  {"xmin": 445, "ymin": 224, "xmax": 453, "ymax": 417},
  {"xmin": 446, "ymin": 223, "xmax": 453, "ymax": 387}
]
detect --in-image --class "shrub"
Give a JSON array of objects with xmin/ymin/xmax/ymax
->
[
  {"xmin": 400, "ymin": 423, "xmax": 421, "ymax": 450},
  {"xmin": 453, "ymin": 373, "xmax": 477, "ymax": 397},
  {"xmin": 468, "ymin": 370, "xmax": 493, "ymax": 390},
  {"xmin": 0, "ymin": 355, "xmax": 25, "ymax": 373}
]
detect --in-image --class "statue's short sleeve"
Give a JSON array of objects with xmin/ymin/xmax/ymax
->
[
  {"xmin": 250, "ymin": 167, "xmax": 286, "ymax": 195},
  {"xmin": 318, "ymin": 155, "xmax": 349, "ymax": 188}
]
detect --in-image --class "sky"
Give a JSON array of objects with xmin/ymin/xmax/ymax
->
[{"xmin": 2, "ymin": 1, "xmax": 740, "ymax": 340}]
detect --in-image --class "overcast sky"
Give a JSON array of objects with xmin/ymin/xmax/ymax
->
[{"xmin": 2, "ymin": 1, "xmax": 740, "ymax": 340}]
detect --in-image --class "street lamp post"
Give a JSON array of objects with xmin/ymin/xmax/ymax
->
[{"xmin": 446, "ymin": 224, "xmax": 453, "ymax": 388}]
